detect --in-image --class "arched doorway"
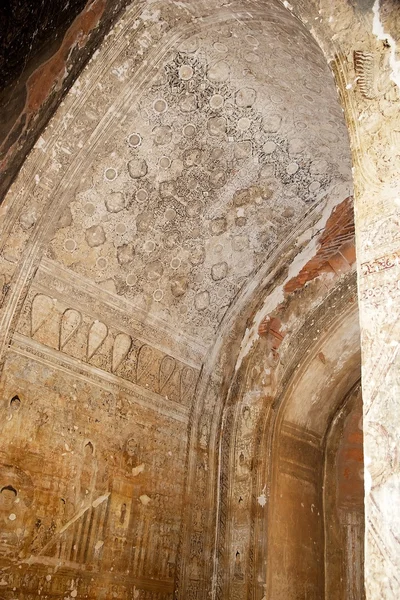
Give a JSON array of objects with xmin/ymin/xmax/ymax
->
[{"xmin": 213, "ymin": 272, "xmax": 362, "ymax": 600}]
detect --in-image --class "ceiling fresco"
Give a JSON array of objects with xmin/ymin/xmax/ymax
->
[{"xmin": 43, "ymin": 3, "xmax": 352, "ymax": 348}]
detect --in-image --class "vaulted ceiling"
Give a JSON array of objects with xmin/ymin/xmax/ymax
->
[
  {"xmin": 1, "ymin": 0, "xmax": 388, "ymax": 599},
  {"xmin": 22, "ymin": 0, "xmax": 351, "ymax": 357}
]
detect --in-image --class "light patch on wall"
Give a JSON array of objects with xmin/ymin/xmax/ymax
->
[
  {"xmin": 132, "ymin": 463, "xmax": 145, "ymax": 477},
  {"xmin": 92, "ymin": 493, "xmax": 110, "ymax": 508},
  {"xmin": 364, "ymin": 455, "xmax": 372, "ymax": 495},
  {"xmin": 140, "ymin": 7, "xmax": 161, "ymax": 23},
  {"xmin": 257, "ymin": 486, "xmax": 267, "ymax": 507},
  {"xmin": 372, "ymin": 0, "xmax": 400, "ymax": 90},
  {"xmin": 140, "ymin": 494, "xmax": 151, "ymax": 505}
]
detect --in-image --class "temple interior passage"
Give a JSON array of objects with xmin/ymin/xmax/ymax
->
[{"xmin": 0, "ymin": 0, "xmax": 399, "ymax": 599}]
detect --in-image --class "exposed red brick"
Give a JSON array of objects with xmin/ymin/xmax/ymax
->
[
  {"xmin": 327, "ymin": 251, "xmax": 352, "ymax": 275},
  {"xmin": 339, "ymin": 240, "xmax": 356, "ymax": 265},
  {"xmin": 284, "ymin": 197, "xmax": 355, "ymax": 295},
  {"xmin": 258, "ymin": 316, "xmax": 284, "ymax": 350}
]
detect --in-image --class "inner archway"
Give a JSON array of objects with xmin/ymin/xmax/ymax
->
[{"xmin": 214, "ymin": 271, "xmax": 362, "ymax": 600}]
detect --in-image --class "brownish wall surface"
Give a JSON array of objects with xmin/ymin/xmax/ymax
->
[
  {"xmin": 325, "ymin": 384, "xmax": 365, "ymax": 600},
  {"xmin": 0, "ymin": 349, "xmax": 186, "ymax": 599},
  {"xmin": 268, "ymin": 426, "xmax": 325, "ymax": 599}
]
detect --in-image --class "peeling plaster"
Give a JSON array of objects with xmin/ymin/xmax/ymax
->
[
  {"xmin": 235, "ymin": 185, "xmax": 351, "ymax": 371},
  {"xmin": 372, "ymin": 0, "xmax": 400, "ymax": 89}
]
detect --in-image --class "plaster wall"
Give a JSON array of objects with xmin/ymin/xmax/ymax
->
[{"xmin": 0, "ymin": 0, "xmax": 398, "ymax": 598}]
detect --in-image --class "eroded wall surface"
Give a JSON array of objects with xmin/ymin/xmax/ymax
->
[
  {"xmin": 0, "ymin": 0, "xmax": 398, "ymax": 598},
  {"xmin": 0, "ymin": 1, "xmax": 353, "ymax": 598},
  {"xmin": 0, "ymin": 3, "xmax": 355, "ymax": 598}
]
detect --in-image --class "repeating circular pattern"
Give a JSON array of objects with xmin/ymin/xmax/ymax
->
[
  {"xmin": 143, "ymin": 240, "xmax": 156, "ymax": 253},
  {"xmin": 270, "ymin": 94, "xmax": 284, "ymax": 104},
  {"xmin": 207, "ymin": 61, "xmax": 230, "ymax": 82},
  {"xmin": 84, "ymin": 203, "xmax": 95, "ymax": 216},
  {"xmin": 116, "ymin": 223, "xmax": 127, "ymax": 235},
  {"xmin": 214, "ymin": 42, "xmax": 228, "ymax": 53},
  {"xmin": 171, "ymin": 257, "xmax": 181, "ymax": 269},
  {"xmin": 186, "ymin": 177, "xmax": 198, "ymax": 191},
  {"xmin": 245, "ymin": 34, "xmax": 258, "ymax": 47},
  {"xmin": 104, "ymin": 167, "xmax": 117, "ymax": 181},
  {"xmin": 126, "ymin": 273, "xmax": 137, "ymax": 287},
  {"xmin": 96, "ymin": 257, "xmax": 108, "ymax": 269},
  {"xmin": 244, "ymin": 51, "xmax": 260, "ymax": 63},
  {"xmin": 309, "ymin": 181, "xmax": 321, "ymax": 193},
  {"xmin": 179, "ymin": 65, "xmax": 194, "ymax": 80},
  {"xmin": 183, "ymin": 124, "xmax": 196, "ymax": 138},
  {"xmin": 263, "ymin": 141, "xmax": 276, "ymax": 154},
  {"xmin": 136, "ymin": 188, "xmax": 148, "ymax": 202},
  {"xmin": 303, "ymin": 94, "xmax": 314, "ymax": 104},
  {"xmin": 48, "ymin": 16, "xmax": 351, "ymax": 344},
  {"xmin": 128, "ymin": 133, "xmax": 142, "ymax": 148},
  {"xmin": 153, "ymin": 99, "xmax": 168, "ymax": 113},
  {"xmin": 159, "ymin": 156, "xmax": 171, "ymax": 169},
  {"xmin": 165, "ymin": 208, "xmax": 176, "ymax": 221},
  {"xmin": 287, "ymin": 162, "xmax": 299, "ymax": 175},
  {"xmin": 237, "ymin": 117, "xmax": 251, "ymax": 131},
  {"xmin": 153, "ymin": 289, "xmax": 164, "ymax": 302},
  {"xmin": 210, "ymin": 94, "xmax": 224, "ymax": 110},
  {"xmin": 64, "ymin": 239, "xmax": 77, "ymax": 252}
]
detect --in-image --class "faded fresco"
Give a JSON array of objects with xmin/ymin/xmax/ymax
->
[{"xmin": 0, "ymin": 0, "xmax": 398, "ymax": 599}]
